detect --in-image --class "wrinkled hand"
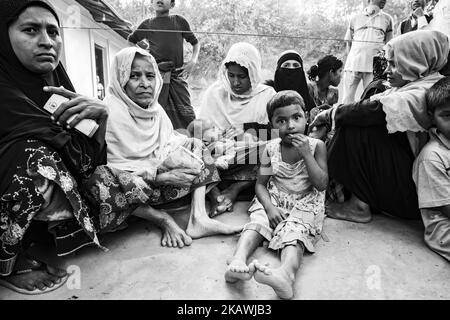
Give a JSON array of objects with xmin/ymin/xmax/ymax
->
[
  {"xmin": 266, "ymin": 206, "xmax": 287, "ymax": 229},
  {"xmin": 44, "ymin": 86, "xmax": 108, "ymax": 129},
  {"xmin": 290, "ymin": 133, "xmax": 311, "ymax": 158},
  {"xmin": 177, "ymin": 60, "xmax": 197, "ymax": 79},
  {"xmin": 134, "ymin": 168, "xmax": 156, "ymax": 182},
  {"xmin": 156, "ymin": 168, "xmax": 201, "ymax": 187}
]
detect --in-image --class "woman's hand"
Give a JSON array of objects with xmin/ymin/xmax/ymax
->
[
  {"xmin": 155, "ymin": 168, "xmax": 201, "ymax": 187},
  {"xmin": 266, "ymin": 205, "xmax": 286, "ymax": 229},
  {"xmin": 44, "ymin": 86, "xmax": 108, "ymax": 129}
]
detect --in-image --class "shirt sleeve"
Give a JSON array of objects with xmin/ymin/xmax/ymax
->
[
  {"xmin": 414, "ymin": 157, "xmax": 450, "ymax": 209},
  {"xmin": 178, "ymin": 16, "xmax": 198, "ymax": 45},
  {"xmin": 128, "ymin": 19, "xmax": 150, "ymax": 44}
]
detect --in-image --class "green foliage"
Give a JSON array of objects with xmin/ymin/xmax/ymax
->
[{"xmin": 108, "ymin": 0, "xmax": 411, "ymax": 82}]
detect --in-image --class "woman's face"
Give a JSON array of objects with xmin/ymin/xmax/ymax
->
[
  {"xmin": 8, "ymin": 6, "xmax": 62, "ymax": 74},
  {"xmin": 385, "ymin": 59, "xmax": 409, "ymax": 88},
  {"xmin": 329, "ymin": 67, "xmax": 343, "ymax": 87},
  {"xmin": 125, "ymin": 56, "xmax": 157, "ymax": 108},
  {"xmin": 227, "ymin": 64, "xmax": 251, "ymax": 95},
  {"xmin": 280, "ymin": 59, "xmax": 302, "ymax": 69}
]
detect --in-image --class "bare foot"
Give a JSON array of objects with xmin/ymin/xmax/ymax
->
[
  {"xmin": 207, "ymin": 187, "xmax": 222, "ymax": 218},
  {"xmin": 326, "ymin": 196, "xmax": 372, "ymax": 223},
  {"xmin": 186, "ymin": 216, "xmax": 243, "ymax": 239},
  {"xmin": 215, "ymin": 186, "xmax": 241, "ymax": 215},
  {"xmin": 160, "ymin": 217, "xmax": 193, "ymax": 248},
  {"xmin": 0, "ymin": 261, "xmax": 67, "ymax": 293},
  {"xmin": 253, "ymin": 260, "xmax": 294, "ymax": 300},
  {"xmin": 132, "ymin": 206, "xmax": 192, "ymax": 248},
  {"xmin": 224, "ymin": 259, "xmax": 255, "ymax": 283}
]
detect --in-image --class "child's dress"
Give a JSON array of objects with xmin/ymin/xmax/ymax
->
[{"xmin": 244, "ymin": 137, "xmax": 325, "ymax": 253}]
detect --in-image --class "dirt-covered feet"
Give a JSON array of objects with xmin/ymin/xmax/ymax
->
[
  {"xmin": 224, "ymin": 259, "xmax": 255, "ymax": 283},
  {"xmin": 253, "ymin": 260, "xmax": 295, "ymax": 300}
]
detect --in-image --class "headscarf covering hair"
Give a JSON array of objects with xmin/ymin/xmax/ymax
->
[
  {"xmin": 198, "ymin": 42, "xmax": 276, "ymax": 130},
  {"xmin": 370, "ymin": 30, "xmax": 449, "ymax": 137},
  {"xmin": 0, "ymin": 0, "xmax": 105, "ymax": 195},
  {"xmin": 219, "ymin": 42, "xmax": 265, "ymax": 99},
  {"xmin": 105, "ymin": 47, "xmax": 185, "ymax": 172},
  {"xmin": 273, "ymin": 50, "xmax": 315, "ymax": 112}
]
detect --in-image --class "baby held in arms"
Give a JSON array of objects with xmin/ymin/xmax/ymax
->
[{"xmin": 187, "ymin": 119, "xmax": 238, "ymax": 170}]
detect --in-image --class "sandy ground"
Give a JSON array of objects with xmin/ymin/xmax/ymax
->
[{"xmin": 1, "ymin": 201, "xmax": 449, "ymax": 300}]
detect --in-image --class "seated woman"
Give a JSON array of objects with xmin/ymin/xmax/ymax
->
[
  {"xmin": 197, "ymin": 42, "xmax": 276, "ymax": 215},
  {"xmin": 266, "ymin": 50, "xmax": 316, "ymax": 115},
  {"xmin": 0, "ymin": 0, "xmax": 109, "ymax": 294},
  {"xmin": 310, "ymin": 30, "xmax": 449, "ymax": 223},
  {"xmin": 86, "ymin": 47, "xmax": 242, "ymax": 247}
]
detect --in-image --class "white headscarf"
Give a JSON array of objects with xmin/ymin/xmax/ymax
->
[
  {"xmin": 197, "ymin": 42, "xmax": 276, "ymax": 130},
  {"xmin": 105, "ymin": 47, "xmax": 186, "ymax": 173}
]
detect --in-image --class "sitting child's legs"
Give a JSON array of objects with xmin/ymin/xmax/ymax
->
[
  {"xmin": 225, "ymin": 207, "xmax": 272, "ymax": 283},
  {"xmin": 225, "ymin": 230, "xmax": 264, "ymax": 283},
  {"xmin": 253, "ymin": 243, "xmax": 304, "ymax": 300}
]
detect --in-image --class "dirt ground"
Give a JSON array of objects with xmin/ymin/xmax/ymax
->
[{"xmin": 1, "ymin": 201, "xmax": 449, "ymax": 300}]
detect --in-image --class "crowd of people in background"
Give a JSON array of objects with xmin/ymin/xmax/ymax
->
[{"xmin": 0, "ymin": 0, "xmax": 449, "ymax": 299}]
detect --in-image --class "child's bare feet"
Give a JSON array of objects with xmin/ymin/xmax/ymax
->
[
  {"xmin": 224, "ymin": 259, "xmax": 255, "ymax": 283},
  {"xmin": 253, "ymin": 260, "xmax": 295, "ymax": 300},
  {"xmin": 326, "ymin": 196, "xmax": 372, "ymax": 223}
]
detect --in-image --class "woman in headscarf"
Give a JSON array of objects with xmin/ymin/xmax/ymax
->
[
  {"xmin": 266, "ymin": 50, "xmax": 316, "ymax": 114},
  {"xmin": 310, "ymin": 30, "xmax": 449, "ymax": 223},
  {"xmin": 86, "ymin": 47, "xmax": 242, "ymax": 248},
  {"xmin": 197, "ymin": 42, "xmax": 276, "ymax": 215},
  {"xmin": 0, "ymin": 0, "xmax": 109, "ymax": 294}
]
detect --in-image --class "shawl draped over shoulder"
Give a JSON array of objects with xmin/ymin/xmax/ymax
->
[
  {"xmin": 197, "ymin": 42, "xmax": 276, "ymax": 130},
  {"xmin": 104, "ymin": 47, "xmax": 187, "ymax": 175},
  {"xmin": 0, "ymin": 0, "xmax": 106, "ymax": 195}
]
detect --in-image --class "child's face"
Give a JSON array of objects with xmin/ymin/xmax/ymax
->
[
  {"xmin": 152, "ymin": 0, "xmax": 173, "ymax": 12},
  {"xmin": 271, "ymin": 104, "xmax": 307, "ymax": 144},
  {"xmin": 433, "ymin": 103, "xmax": 450, "ymax": 140}
]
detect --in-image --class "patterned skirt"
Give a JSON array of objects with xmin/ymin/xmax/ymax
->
[
  {"xmin": 0, "ymin": 140, "xmax": 100, "ymax": 275},
  {"xmin": 85, "ymin": 140, "xmax": 221, "ymax": 233}
]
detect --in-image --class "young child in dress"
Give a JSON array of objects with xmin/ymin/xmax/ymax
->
[
  {"xmin": 224, "ymin": 90, "xmax": 328, "ymax": 299},
  {"xmin": 413, "ymin": 76, "xmax": 450, "ymax": 262}
]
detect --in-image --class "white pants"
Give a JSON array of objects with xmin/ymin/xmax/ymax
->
[{"xmin": 342, "ymin": 70, "xmax": 374, "ymax": 104}]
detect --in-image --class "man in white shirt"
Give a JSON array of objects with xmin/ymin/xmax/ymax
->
[
  {"xmin": 342, "ymin": 0, "xmax": 394, "ymax": 104},
  {"xmin": 398, "ymin": 0, "xmax": 433, "ymax": 35}
]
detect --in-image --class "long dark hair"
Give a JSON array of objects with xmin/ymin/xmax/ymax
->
[{"xmin": 307, "ymin": 55, "xmax": 343, "ymax": 81}]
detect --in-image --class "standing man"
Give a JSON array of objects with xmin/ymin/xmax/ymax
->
[
  {"xmin": 398, "ymin": 0, "xmax": 433, "ymax": 35},
  {"xmin": 342, "ymin": 0, "xmax": 394, "ymax": 104},
  {"xmin": 128, "ymin": 0, "xmax": 200, "ymax": 130}
]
